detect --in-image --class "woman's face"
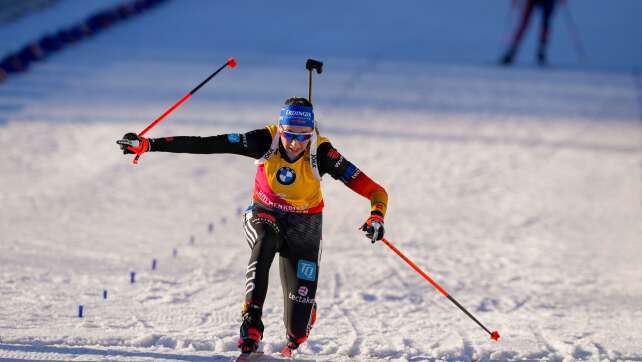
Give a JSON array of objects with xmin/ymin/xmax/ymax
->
[{"xmin": 279, "ymin": 124, "xmax": 314, "ymax": 155}]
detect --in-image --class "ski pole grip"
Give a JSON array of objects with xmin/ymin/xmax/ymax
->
[{"xmin": 127, "ymin": 135, "xmax": 147, "ymax": 165}]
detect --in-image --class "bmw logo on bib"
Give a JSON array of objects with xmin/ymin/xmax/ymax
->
[{"xmin": 277, "ymin": 167, "xmax": 296, "ymax": 185}]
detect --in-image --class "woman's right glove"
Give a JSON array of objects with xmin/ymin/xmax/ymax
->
[
  {"xmin": 116, "ymin": 132, "xmax": 149, "ymax": 155},
  {"xmin": 360, "ymin": 214, "xmax": 385, "ymax": 243}
]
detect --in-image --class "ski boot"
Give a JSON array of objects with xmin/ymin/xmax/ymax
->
[
  {"xmin": 281, "ymin": 303, "xmax": 317, "ymax": 357},
  {"xmin": 500, "ymin": 49, "xmax": 515, "ymax": 66},
  {"xmin": 237, "ymin": 303, "xmax": 264, "ymax": 354},
  {"xmin": 281, "ymin": 335, "xmax": 307, "ymax": 358},
  {"xmin": 537, "ymin": 47, "xmax": 548, "ymax": 66}
]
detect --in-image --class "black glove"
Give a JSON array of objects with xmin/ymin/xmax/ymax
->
[
  {"xmin": 116, "ymin": 132, "xmax": 149, "ymax": 155},
  {"xmin": 360, "ymin": 214, "xmax": 384, "ymax": 243}
]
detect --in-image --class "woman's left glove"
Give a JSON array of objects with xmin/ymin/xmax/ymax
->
[{"xmin": 360, "ymin": 214, "xmax": 384, "ymax": 243}]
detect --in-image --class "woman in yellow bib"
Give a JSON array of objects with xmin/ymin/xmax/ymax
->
[{"xmin": 117, "ymin": 97, "xmax": 388, "ymax": 356}]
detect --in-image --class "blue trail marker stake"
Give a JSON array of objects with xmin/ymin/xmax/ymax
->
[
  {"xmin": 130, "ymin": 271, "xmax": 136, "ymax": 284},
  {"xmin": 152, "ymin": 258, "xmax": 157, "ymax": 270},
  {"xmin": 78, "ymin": 305, "xmax": 84, "ymax": 318},
  {"xmin": 103, "ymin": 290, "xmax": 108, "ymax": 299}
]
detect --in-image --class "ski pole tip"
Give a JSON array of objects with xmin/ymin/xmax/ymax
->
[
  {"xmin": 490, "ymin": 330, "xmax": 500, "ymax": 341},
  {"xmin": 227, "ymin": 57, "xmax": 237, "ymax": 68}
]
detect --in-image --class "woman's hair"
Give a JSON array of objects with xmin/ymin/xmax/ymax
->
[{"xmin": 284, "ymin": 97, "xmax": 312, "ymax": 108}]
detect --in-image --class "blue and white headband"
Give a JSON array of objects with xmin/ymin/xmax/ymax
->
[{"xmin": 278, "ymin": 105, "xmax": 314, "ymax": 128}]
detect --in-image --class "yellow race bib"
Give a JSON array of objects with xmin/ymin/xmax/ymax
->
[{"xmin": 253, "ymin": 125, "xmax": 329, "ymax": 214}]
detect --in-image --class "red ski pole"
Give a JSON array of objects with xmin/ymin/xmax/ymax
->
[
  {"xmin": 380, "ymin": 237, "xmax": 501, "ymax": 341},
  {"xmin": 129, "ymin": 56, "xmax": 237, "ymax": 164}
]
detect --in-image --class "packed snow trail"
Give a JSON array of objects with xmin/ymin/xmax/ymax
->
[
  {"xmin": 1, "ymin": 1, "xmax": 642, "ymax": 361},
  {"xmin": 2, "ymin": 60, "xmax": 641, "ymax": 361}
]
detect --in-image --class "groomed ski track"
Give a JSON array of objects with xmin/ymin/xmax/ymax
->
[{"xmin": 1, "ymin": 1, "xmax": 641, "ymax": 361}]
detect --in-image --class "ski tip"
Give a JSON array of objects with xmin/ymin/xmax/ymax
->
[
  {"xmin": 235, "ymin": 351, "xmax": 264, "ymax": 362},
  {"xmin": 228, "ymin": 57, "xmax": 237, "ymax": 68},
  {"xmin": 490, "ymin": 330, "xmax": 500, "ymax": 341}
]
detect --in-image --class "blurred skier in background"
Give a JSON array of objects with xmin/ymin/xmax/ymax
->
[
  {"xmin": 117, "ymin": 97, "xmax": 388, "ymax": 356},
  {"xmin": 500, "ymin": 0, "xmax": 564, "ymax": 66}
]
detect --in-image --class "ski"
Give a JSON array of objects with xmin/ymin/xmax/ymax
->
[{"xmin": 235, "ymin": 351, "xmax": 264, "ymax": 362}]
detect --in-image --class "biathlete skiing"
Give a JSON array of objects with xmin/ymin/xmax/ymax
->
[
  {"xmin": 500, "ymin": 0, "xmax": 563, "ymax": 66},
  {"xmin": 117, "ymin": 58, "xmax": 500, "ymax": 360},
  {"xmin": 116, "ymin": 92, "xmax": 388, "ymax": 357}
]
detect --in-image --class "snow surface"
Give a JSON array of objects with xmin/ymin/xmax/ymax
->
[{"xmin": 1, "ymin": 1, "xmax": 642, "ymax": 361}]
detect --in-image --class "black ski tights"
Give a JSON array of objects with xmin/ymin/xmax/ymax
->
[{"xmin": 242, "ymin": 204, "xmax": 321, "ymax": 340}]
